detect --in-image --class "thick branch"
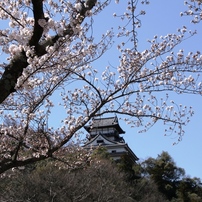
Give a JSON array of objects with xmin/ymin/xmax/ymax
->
[
  {"xmin": 29, "ymin": 0, "xmax": 45, "ymax": 48},
  {"xmin": 0, "ymin": 53, "xmax": 28, "ymax": 103},
  {"xmin": 0, "ymin": 155, "xmax": 47, "ymax": 174},
  {"xmin": 0, "ymin": 0, "xmax": 97, "ymax": 104}
]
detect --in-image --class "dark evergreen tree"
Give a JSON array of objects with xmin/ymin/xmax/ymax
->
[{"xmin": 142, "ymin": 151, "xmax": 202, "ymax": 201}]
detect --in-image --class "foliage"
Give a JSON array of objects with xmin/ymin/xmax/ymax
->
[
  {"xmin": 141, "ymin": 151, "xmax": 202, "ymax": 201},
  {"xmin": 1, "ymin": 0, "xmax": 202, "ymax": 173},
  {"xmin": 131, "ymin": 178, "xmax": 169, "ymax": 202},
  {"xmin": 91, "ymin": 146, "xmax": 110, "ymax": 159},
  {"xmin": 174, "ymin": 177, "xmax": 202, "ymax": 202},
  {"xmin": 116, "ymin": 154, "xmax": 140, "ymax": 182},
  {"xmin": 0, "ymin": 152, "xmax": 167, "ymax": 202},
  {"xmin": 0, "ymin": 158, "xmax": 135, "ymax": 202},
  {"xmin": 1, "ymin": 149, "xmax": 201, "ymax": 202}
]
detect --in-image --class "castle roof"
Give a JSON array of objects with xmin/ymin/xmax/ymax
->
[{"xmin": 84, "ymin": 116, "xmax": 125, "ymax": 134}]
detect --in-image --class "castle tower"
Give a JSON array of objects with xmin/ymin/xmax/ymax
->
[{"xmin": 83, "ymin": 116, "xmax": 138, "ymax": 164}]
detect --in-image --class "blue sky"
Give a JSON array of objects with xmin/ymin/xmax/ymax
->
[
  {"xmin": 89, "ymin": 0, "xmax": 202, "ymax": 179},
  {"xmin": 125, "ymin": 0, "xmax": 202, "ymax": 179},
  {"xmin": 134, "ymin": 0, "xmax": 202, "ymax": 179}
]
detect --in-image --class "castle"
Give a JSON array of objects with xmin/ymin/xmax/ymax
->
[{"xmin": 83, "ymin": 116, "xmax": 138, "ymax": 164}]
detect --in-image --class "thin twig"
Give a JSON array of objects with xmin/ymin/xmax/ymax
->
[{"xmin": 0, "ymin": 5, "xmax": 24, "ymax": 28}]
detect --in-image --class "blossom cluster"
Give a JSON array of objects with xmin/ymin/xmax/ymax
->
[{"xmin": 182, "ymin": 0, "xmax": 202, "ymax": 23}]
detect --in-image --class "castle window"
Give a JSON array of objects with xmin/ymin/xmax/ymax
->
[
  {"xmin": 111, "ymin": 150, "xmax": 116, "ymax": 153},
  {"xmin": 97, "ymin": 139, "xmax": 104, "ymax": 144}
]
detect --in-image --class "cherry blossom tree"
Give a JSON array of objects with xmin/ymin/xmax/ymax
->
[{"xmin": 0, "ymin": 0, "xmax": 202, "ymax": 174}]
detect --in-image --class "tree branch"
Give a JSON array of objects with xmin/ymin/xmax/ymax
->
[
  {"xmin": 0, "ymin": 155, "xmax": 47, "ymax": 174},
  {"xmin": 29, "ymin": 0, "xmax": 45, "ymax": 49},
  {"xmin": 0, "ymin": 52, "xmax": 28, "ymax": 104},
  {"xmin": 0, "ymin": 5, "xmax": 24, "ymax": 28},
  {"xmin": 0, "ymin": 0, "xmax": 97, "ymax": 104}
]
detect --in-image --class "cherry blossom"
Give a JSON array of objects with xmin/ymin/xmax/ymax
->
[{"xmin": 0, "ymin": 0, "xmax": 202, "ymax": 174}]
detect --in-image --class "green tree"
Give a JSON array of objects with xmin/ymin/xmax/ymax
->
[
  {"xmin": 91, "ymin": 146, "xmax": 110, "ymax": 160},
  {"xmin": 132, "ymin": 178, "xmax": 169, "ymax": 202},
  {"xmin": 142, "ymin": 151, "xmax": 185, "ymax": 200},
  {"xmin": 175, "ymin": 177, "xmax": 202, "ymax": 202},
  {"xmin": 142, "ymin": 151, "xmax": 202, "ymax": 201},
  {"xmin": 117, "ymin": 154, "xmax": 140, "ymax": 182}
]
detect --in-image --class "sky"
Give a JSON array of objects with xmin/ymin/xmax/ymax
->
[
  {"xmin": 89, "ymin": 0, "xmax": 202, "ymax": 179},
  {"xmin": 127, "ymin": 0, "xmax": 202, "ymax": 179},
  {"xmin": 132, "ymin": 0, "xmax": 202, "ymax": 179},
  {"xmin": 47, "ymin": 0, "xmax": 202, "ymax": 179}
]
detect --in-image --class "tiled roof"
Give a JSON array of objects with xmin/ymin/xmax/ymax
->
[
  {"xmin": 91, "ymin": 117, "xmax": 118, "ymax": 127},
  {"xmin": 84, "ymin": 116, "xmax": 125, "ymax": 134}
]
